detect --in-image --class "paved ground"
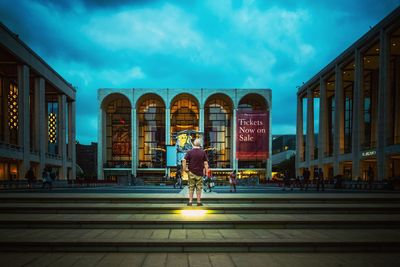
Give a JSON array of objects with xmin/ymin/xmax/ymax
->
[
  {"xmin": 0, "ymin": 187, "xmax": 399, "ymax": 266},
  {"xmin": 1, "ymin": 252, "xmax": 400, "ymax": 267}
]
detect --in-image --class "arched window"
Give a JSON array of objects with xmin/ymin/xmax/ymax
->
[
  {"xmin": 204, "ymin": 95, "xmax": 232, "ymax": 168},
  {"xmin": 104, "ymin": 96, "xmax": 131, "ymax": 168},
  {"xmin": 137, "ymin": 95, "xmax": 165, "ymax": 168},
  {"xmin": 170, "ymin": 94, "xmax": 199, "ymax": 143}
]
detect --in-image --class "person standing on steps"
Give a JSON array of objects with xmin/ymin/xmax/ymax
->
[
  {"xmin": 182, "ymin": 138, "xmax": 209, "ymax": 206},
  {"xmin": 229, "ymin": 170, "xmax": 237, "ymax": 193}
]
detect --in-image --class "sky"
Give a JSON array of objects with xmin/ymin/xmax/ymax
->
[{"xmin": 0, "ymin": 0, "xmax": 399, "ymax": 144}]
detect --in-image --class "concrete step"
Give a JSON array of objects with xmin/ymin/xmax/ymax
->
[
  {"xmin": 1, "ymin": 213, "xmax": 400, "ymax": 229},
  {"xmin": 1, "ymin": 193, "xmax": 400, "ymax": 204},
  {"xmin": 1, "ymin": 202, "xmax": 400, "ymax": 214},
  {"xmin": 0, "ymin": 228, "xmax": 399, "ymax": 252}
]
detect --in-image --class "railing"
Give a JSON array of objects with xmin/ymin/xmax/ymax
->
[
  {"xmin": 45, "ymin": 153, "xmax": 62, "ymax": 160},
  {"xmin": 103, "ymin": 161, "xmax": 132, "ymax": 168},
  {"xmin": 0, "ymin": 141, "xmax": 22, "ymax": 152},
  {"xmin": 361, "ymin": 141, "xmax": 377, "ymax": 150}
]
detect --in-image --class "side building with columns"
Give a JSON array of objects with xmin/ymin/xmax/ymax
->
[
  {"xmin": 296, "ymin": 7, "xmax": 400, "ymax": 181},
  {"xmin": 0, "ymin": 23, "xmax": 76, "ymax": 181},
  {"xmin": 98, "ymin": 88, "xmax": 272, "ymax": 182}
]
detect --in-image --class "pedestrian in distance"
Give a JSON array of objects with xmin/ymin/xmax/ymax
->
[
  {"xmin": 302, "ymin": 168, "xmax": 310, "ymax": 191},
  {"xmin": 25, "ymin": 167, "xmax": 36, "ymax": 189},
  {"xmin": 41, "ymin": 168, "xmax": 52, "ymax": 189},
  {"xmin": 174, "ymin": 166, "xmax": 183, "ymax": 189},
  {"xmin": 282, "ymin": 170, "xmax": 293, "ymax": 191},
  {"xmin": 229, "ymin": 170, "xmax": 237, "ymax": 193},
  {"xmin": 182, "ymin": 138, "xmax": 209, "ymax": 206},
  {"xmin": 316, "ymin": 168, "xmax": 325, "ymax": 191}
]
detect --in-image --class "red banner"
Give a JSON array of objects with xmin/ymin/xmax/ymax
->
[{"xmin": 236, "ymin": 111, "xmax": 269, "ymax": 160}]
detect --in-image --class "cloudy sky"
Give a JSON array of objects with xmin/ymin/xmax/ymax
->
[{"xmin": 0, "ymin": 0, "xmax": 399, "ymax": 144}]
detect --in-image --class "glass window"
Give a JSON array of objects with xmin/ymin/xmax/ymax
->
[
  {"xmin": 106, "ymin": 97, "xmax": 131, "ymax": 168},
  {"xmin": 46, "ymin": 95, "xmax": 58, "ymax": 154},
  {"xmin": 138, "ymin": 96, "xmax": 165, "ymax": 168},
  {"xmin": 170, "ymin": 95, "xmax": 199, "ymax": 142},
  {"xmin": 205, "ymin": 96, "xmax": 232, "ymax": 168}
]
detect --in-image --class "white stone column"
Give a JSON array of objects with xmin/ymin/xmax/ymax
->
[
  {"xmin": 165, "ymin": 107, "xmax": 171, "ymax": 177},
  {"xmin": 131, "ymin": 108, "xmax": 137, "ymax": 177},
  {"xmin": 306, "ymin": 88, "xmax": 314, "ymax": 166},
  {"xmin": 232, "ymin": 108, "xmax": 238, "ymax": 171},
  {"xmin": 58, "ymin": 95, "xmax": 67, "ymax": 180},
  {"xmin": 17, "ymin": 65, "xmax": 30, "ymax": 179},
  {"xmin": 377, "ymin": 29, "xmax": 390, "ymax": 181},
  {"xmin": 97, "ymin": 108, "xmax": 105, "ymax": 180},
  {"xmin": 34, "ymin": 77, "xmax": 46, "ymax": 177},
  {"xmin": 352, "ymin": 50, "xmax": 362, "ymax": 179},
  {"xmin": 69, "ymin": 101, "xmax": 76, "ymax": 180},
  {"xmin": 333, "ymin": 65, "xmax": 344, "ymax": 175},
  {"xmin": 296, "ymin": 95, "xmax": 304, "ymax": 177},
  {"xmin": 199, "ymin": 107, "xmax": 204, "ymax": 132},
  {"xmin": 318, "ymin": 77, "xmax": 327, "ymax": 166}
]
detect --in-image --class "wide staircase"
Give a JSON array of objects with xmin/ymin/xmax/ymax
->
[{"xmin": 0, "ymin": 190, "xmax": 400, "ymax": 265}]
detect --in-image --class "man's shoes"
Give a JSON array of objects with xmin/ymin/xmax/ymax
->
[
  {"xmin": 187, "ymin": 202, "xmax": 192, "ymax": 206},
  {"xmin": 197, "ymin": 202, "xmax": 203, "ymax": 206}
]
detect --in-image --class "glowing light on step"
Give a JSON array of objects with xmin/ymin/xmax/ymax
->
[{"xmin": 181, "ymin": 209, "xmax": 207, "ymax": 217}]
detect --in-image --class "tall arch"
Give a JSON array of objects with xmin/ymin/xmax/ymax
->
[
  {"xmin": 170, "ymin": 94, "xmax": 199, "ymax": 144},
  {"xmin": 136, "ymin": 94, "xmax": 166, "ymax": 168},
  {"xmin": 204, "ymin": 94, "xmax": 233, "ymax": 168},
  {"xmin": 101, "ymin": 93, "xmax": 132, "ymax": 168},
  {"xmin": 238, "ymin": 93, "xmax": 268, "ymax": 111}
]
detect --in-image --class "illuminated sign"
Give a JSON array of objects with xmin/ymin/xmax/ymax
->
[
  {"xmin": 236, "ymin": 111, "xmax": 269, "ymax": 160},
  {"xmin": 361, "ymin": 150, "xmax": 376, "ymax": 157}
]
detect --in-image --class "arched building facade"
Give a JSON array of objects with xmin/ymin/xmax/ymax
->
[{"xmin": 98, "ymin": 88, "xmax": 272, "ymax": 183}]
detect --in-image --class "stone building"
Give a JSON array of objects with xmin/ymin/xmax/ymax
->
[
  {"xmin": 0, "ymin": 23, "xmax": 76, "ymax": 181},
  {"xmin": 98, "ymin": 88, "xmax": 272, "ymax": 182},
  {"xmin": 296, "ymin": 7, "xmax": 400, "ymax": 181}
]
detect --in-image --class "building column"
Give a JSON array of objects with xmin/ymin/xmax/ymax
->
[
  {"xmin": 165, "ymin": 107, "xmax": 171, "ymax": 177},
  {"xmin": 333, "ymin": 64, "xmax": 344, "ymax": 175},
  {"xmin": 266, "ymin": 107, "xmax": 272, "ymax": 179},
  {"xmin": 17, "ymin": 65, "xmax": 30, "ymax": 179},
  {"xmin": 318, "ymin": 77, "xmax": 327, "ymax": 167},
  {"xmin": 165, "ymin": 108, "xmax": 171, "ymax": 145},
  {"xmin": 131, "ymin": 108, "xmax": 137, "ymax": 177},
  {"xmin": 296, "ymin": 95, "xmax": 304, "ymax": 177},
  {"xmin": 58, "ymin": 95, "xmax": 67, "ymax": 180},
  {"xmin": 232, "ymin": 108, "xmax": 238, "ymax": 171},
  {"xmin": 34, "ymin": 77, "xmax": 45, "ymax": 177},
  {"xmin": 306, "ymin": 88, "xmax": 314, "ymax": 167},
  {"xmin": 199, "ymin": 107, "xmax": 204, "ymax": 133},
  {"xmin": 377, "ymin": 29, "xmax": 390, "ymax": 181},
  {"xmin": 69, "ymin": 101, "xmax": 76, "ymax": 180},
  {"xmin": 352, "ymin": 49, "xmax": 363, "ymax": 179},
  {"xmin": 97, "ymin": 108, "xmax": 105, "ymax": 180}
]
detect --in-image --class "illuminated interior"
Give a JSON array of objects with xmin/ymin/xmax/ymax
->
[
  {"xmin": 170, "ymin": 94, "xmax": 199, "ymax": 143},
  {"xmin": 204, "ymin": 94, "xmax": 232, "ymax": 168},
  {"xmin": 105, "ymin": 95, "xmax": 132, "ymax": 167},
  {"xmin": 138, "ymin": 95, "xmax": 165, "ymax": 168}
]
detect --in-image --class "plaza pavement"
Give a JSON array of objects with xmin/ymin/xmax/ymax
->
[{"xmin": 0, "ymin": 186, "xmax": 399, "ymax": 266}]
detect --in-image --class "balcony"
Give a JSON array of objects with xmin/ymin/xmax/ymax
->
[
  {"xmin": 104, "ymin": 161, "xmax": 132, "ymax": 169},
  {"xmin": 0, "ymin": 141, "xmax": 22, "ymax": 152}
]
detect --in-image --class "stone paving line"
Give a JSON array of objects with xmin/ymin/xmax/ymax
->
[
  {"xmin": 1, "ymin": 202, "xmax": 400, "ymax": 208},
  {"xmin": 0, "ymin": 252, "xmax": 400, "ymax": 267},
  {"xmin": 0, "ymin": 213, "xmax": 400, "ymax": 222},
  {"xmin": 0, "ymin": 228, "xmax": 400, "ymax": 242}
]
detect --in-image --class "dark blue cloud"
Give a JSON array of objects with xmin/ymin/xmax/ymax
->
[{"xmin": 0, "ymin": 0, "xmax": 398, "ymax": 144}]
